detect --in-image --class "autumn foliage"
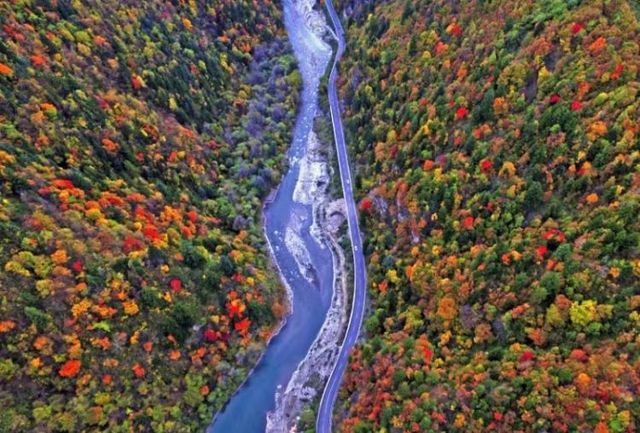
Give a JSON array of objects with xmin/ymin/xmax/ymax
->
[
  {"xmin": 58, "ymin": 360, "xmax": 81, "ymax": 378},
  {"xmin": 0, "ymin": 0, "xmax": 300, "ymax": 431},
  {"xmin": 333, "ymin": 0, "xmax": 640, "ymax": 431}
]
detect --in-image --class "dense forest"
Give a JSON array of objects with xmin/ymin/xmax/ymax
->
[
  {"xmin": 334, "ymin": 0, "xmax": 639, "ymax": 432},
  {"xmin": 0, "ymin": 0, "xmax": 299, "ymax": 431}
]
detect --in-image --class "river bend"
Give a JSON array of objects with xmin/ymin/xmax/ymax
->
[{"xmin": 207, "ymin": 1, "xmax": 333, "ymax": 432}]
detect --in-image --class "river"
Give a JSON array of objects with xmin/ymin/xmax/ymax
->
[{"xmin": 206, "ymin": 1, "xmax": 333, "ymax": 432}]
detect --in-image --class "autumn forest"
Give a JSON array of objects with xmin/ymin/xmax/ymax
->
[
  {"xmin": 334, "ymin": 0, "xmax": 639, "ymax": 432},
  {"xmin": 1, "ymin": 0, "xmax": 298, "ymax": 431},
  {"xmin": 1, "ymin": 0, "xmax": 639, "ymax": 432}
]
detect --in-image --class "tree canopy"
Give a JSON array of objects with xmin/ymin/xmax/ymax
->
[
  {"xmin": 0, "ymin": 0, "xmax": 298, "ymax": 431},
  {"xmin": 334, "ymin": 0, "xmax": 640, "ymax": 431}
]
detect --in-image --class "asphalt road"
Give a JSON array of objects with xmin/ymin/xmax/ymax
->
[{"xmin": 316, "ymin": 1, "xmax": 367, "ymax": 432}]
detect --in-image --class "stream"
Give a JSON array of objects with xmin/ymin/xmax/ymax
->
[{"xmin": 207, "ymin": 1, "xmax": 333, "ymax": 432}]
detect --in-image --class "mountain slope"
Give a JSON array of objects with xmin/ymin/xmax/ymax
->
[
  {"xmin": 334, "ymin": 0, "xmax": 639, "ymax": 431},
  {"xmin": 0, "ymin": 1, "xmax": 298, "ymax": 431}
]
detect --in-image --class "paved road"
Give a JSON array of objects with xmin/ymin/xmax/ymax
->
[{"xmin": 316, "ymin": 2, "xmax": 367, "ymax": 432}]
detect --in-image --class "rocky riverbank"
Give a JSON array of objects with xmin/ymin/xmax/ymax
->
[
  {"xmin": 264, "ymin": 1, "xmax": 351, "ymax": 430},
  {"xmin": 267, "ymin": 127, "xmax": 349, "ymax": 433},
  {"xmin": 206, "ymin": 0, "xmax": 345, "ymax": 430}
]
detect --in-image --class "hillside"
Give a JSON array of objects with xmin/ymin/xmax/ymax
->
[
  {"xmin": 0, "ymin": 1, "xmax": 298, "ymax": 431},
  {"xmin": 334, "ymin": 0, "xmax": 640, "ymax": 432}
]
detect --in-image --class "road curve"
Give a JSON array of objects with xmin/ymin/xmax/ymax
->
[{"xmin": 316, "ymin": 2, "xmax": 367, "ymax": 433}]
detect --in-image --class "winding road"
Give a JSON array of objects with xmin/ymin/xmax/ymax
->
[{"xmin": 317, "ymin": 1, "xmax": 367, "ymax": 432}]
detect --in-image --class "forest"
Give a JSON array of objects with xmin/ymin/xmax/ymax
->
[
  {"xmin": 333, "ymin": 0, "xmax": 640, "ymax": 432},
  {"xmin": 0, "ymin": 0, "xmax": 299, "ymax": 431},
  {"xmin": 2, "ymin": 0, "xmax": 640, "ymax": 432}
]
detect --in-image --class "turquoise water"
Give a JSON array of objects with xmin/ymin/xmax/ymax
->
[{"xmin": 206, "ymin": 1, "xmax": 333, "ymax": 432}]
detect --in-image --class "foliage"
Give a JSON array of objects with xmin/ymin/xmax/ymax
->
[
  {"xmin": 0, "ymin": 0, "xmax": 298, "ymax": 431},
  {"xmin": 335, "ymin": 0, "xmax": 640, "ymax": 431}
]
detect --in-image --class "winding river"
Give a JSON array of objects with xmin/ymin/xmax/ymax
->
[{"xmin": 207, "ymin": 1, "xmax": 334, "ymax": 432}]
